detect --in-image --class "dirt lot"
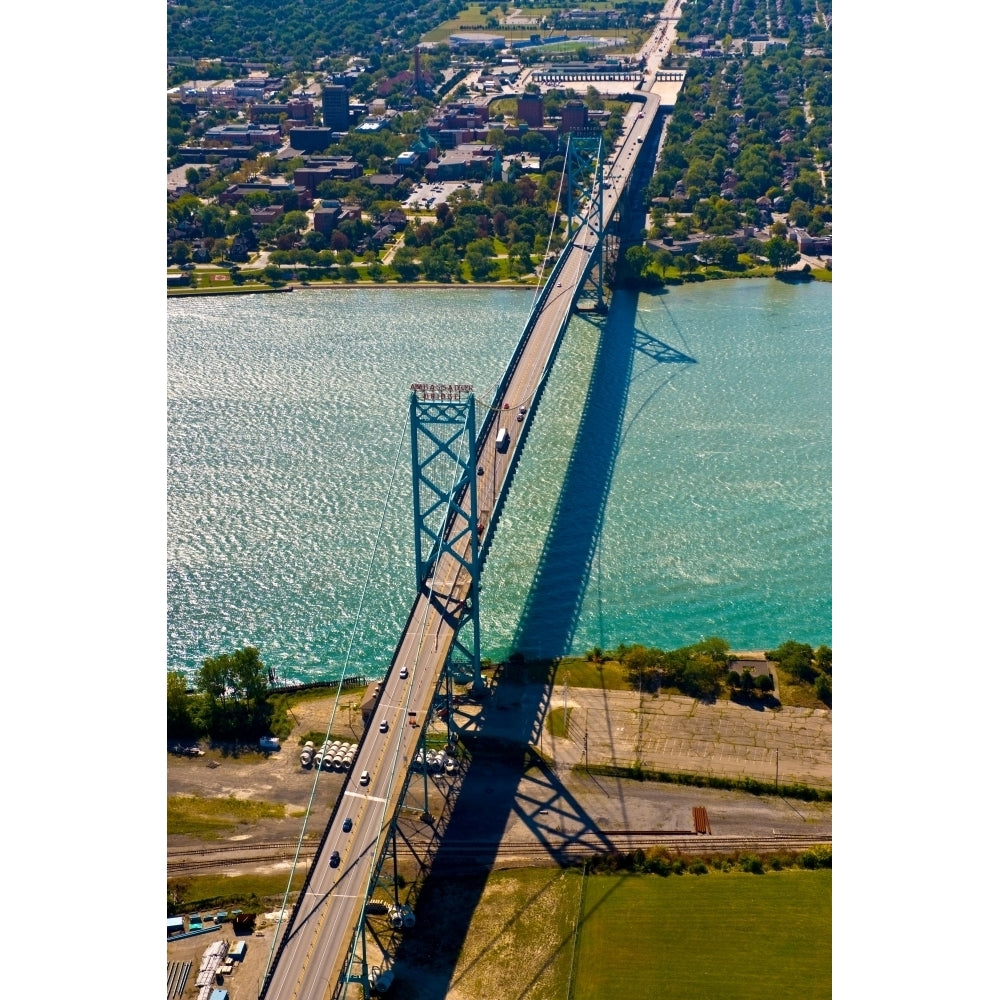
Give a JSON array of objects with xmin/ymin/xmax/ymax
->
[{"xmin": 167, "ymin": 680, "xmax": 831, "ymax": 999}]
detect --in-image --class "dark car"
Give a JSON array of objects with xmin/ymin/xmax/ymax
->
[
  {"xmin": 329, "ymin": 850, "xmax": 341, "ymax": 867},
  {"xmin": 343, "ymin": 817, "xmax": 352, "ymax": 832}
]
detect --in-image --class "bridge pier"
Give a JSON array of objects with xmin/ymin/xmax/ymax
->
[
  {"xmin": 408, "ymin": 384, "xmax": 484, "ymax": 692},
  {"xmin": 564, "ymin": 134, "xmax": 606, "ymax": 311}
]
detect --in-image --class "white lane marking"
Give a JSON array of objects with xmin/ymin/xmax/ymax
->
[{"xmin": 343, "ymin": 790, "xmax": 387, "ymax": 803}]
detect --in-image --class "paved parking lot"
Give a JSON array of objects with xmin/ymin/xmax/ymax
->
[
  {"xmin": 455, "ymin": 681, "xmax": 832, "ymax": 790},
  {"xmin": 404, "ymin": 180, "xmax": 482, "ymax": 210}
]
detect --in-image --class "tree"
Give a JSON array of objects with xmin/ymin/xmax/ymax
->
[
  {"xmin": 815, "ymin": 645, "xmax": 832, "ymax": 674},
  {"xmin": 755, "ymin": 672, "xmax": 775, "ymax": 695},
  {"xmin": 681, "ymin": 659, "xmax": 722, "ymax": 701},
  {"xmin": 423, "ymin": 243, "xmax": 458, "ymax": 282},
  {"xmin": 465, "ymin": 238, "xmax": 496, "ymax": 281},
  {"xmin": 766, "ymin": 640, "xmax": 816, "ymax": 683},
  {"xmin": 283, "ymin": 210, "xmax": 309, "ymax": 232},
  {"xmin": 195, "ymin": 646, "xmax": 272, "ymax": 739},
  {"xmin": 691, "ymin": 637, "xmax": 731, "ymax": 663},
  {"xmin": 303, "ymin": 229, "xmax": 330, "ymax": 251},
  {"xmin": 392, "ymin": 246, "xmax": 420, "ymax": 281},
  {"xmin": 619, "ymin": 244, "xmax": 656, "ymax": 287},
  {"xmin": 170, "ymin": 241, "xmax": 191, "ymax": 266},
  {"xmin": 621, "ymin": 644, "xmax": 665, "ymax": 693},
  {"xmin": 226, "ymin": 214, "xmax": 254, "ymax": 237},
  {"xmin": 698, "ymin": 236, "xmax": 739, "ymax": 270},
  {"xmin": 788, "ymin": 198, "xmax": 812, "ymax": 228},
  {"xmin": 167, "ymin": 670, "xmax": 196, "ymax": 736},
  {"xmin": 815, "ymin": 673, "xmax": 832, "ymax": 706},
  {"xmin": 508, "ymin": 241, "xmax": 533, "ymax": 278},
  {"xmin": 763, "ymin": 236, "xmax": 800, "ymax": 270}
]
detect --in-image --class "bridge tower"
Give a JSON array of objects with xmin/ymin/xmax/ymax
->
[
  {"xmin": 408, "ymin": 383, "xmax": 484, "ymax": 693},
  {"xmin": 564, "ymin": 133, "xmax": 607, "ymax": 312}
]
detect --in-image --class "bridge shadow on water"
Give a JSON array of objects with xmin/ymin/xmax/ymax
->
[
  {"xmin": 510, "ymin": 287, "xmax": 697, "ymax": 668},
  {"xmin": 394, "ymin": 286, "xmax": 698, "ymax": 995}
]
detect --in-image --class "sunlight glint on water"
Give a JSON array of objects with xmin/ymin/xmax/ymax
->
[{"xmin": 168, "ymin": 282, "xmax": 830, "ymax": 683}]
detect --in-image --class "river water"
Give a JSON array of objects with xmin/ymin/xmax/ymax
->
[{"xmin": 168, "ymin": 280, "xmax": 830, "ymax": 683}]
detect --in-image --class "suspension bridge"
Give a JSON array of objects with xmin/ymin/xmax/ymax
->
[{"xmin": 259, "ymin": 94, "xmax": 662, "ymax": 1000}]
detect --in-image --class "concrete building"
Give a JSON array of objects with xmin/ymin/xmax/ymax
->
[
  {"xmin": 322, "ymin": 84, "xmax": 350, "ymax": 131},
  {"xmin": 448, "ymin": 33, "xmax": 505, "ymax": 50},
  {"xmin": 289, "ymin": 126, "xmax": 333, "ymax": 152},
  {"xmin": 301, "ymin": 155, "xmax": 363, "ymax": 180},
  {"xmin": 249, "ymin": 99, "xmax": 315, "ymax": 125},
  {"xmin": 293, "ymin": 165, "xmax": 336, "ymax": 194},
  {"xmin": 395, "ymin": 150, "xmax": 422, "ymax": 170},
  {"xmin": 313, "ymin": 202, "xmax": 343, "ymax": 237},
  {"xmin": 203, "ymin": 123, "xmax": 283, "ymax": 147},
  {"xmin": 424, "ymin": 143, "xmax": 498, "ymax": 181}
]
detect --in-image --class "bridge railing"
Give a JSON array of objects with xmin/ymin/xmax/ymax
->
[{"xmin": 476, "ymin": 239, "xmax": 577, "ymax": 455}]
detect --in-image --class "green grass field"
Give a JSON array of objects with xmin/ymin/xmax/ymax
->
[
  {"xmin": 167, "ymin": 794, "xmax": 288, "ymax": 838},
  {"xmin": 441, "ymin": 868, "xmax": 831, "ymax": 1000},
  {"xmin": 168, "ymin": 870, "xmax": 308, "ymax": 914},
  {"xmin": 574, "ymin": 870, "xmax": 832, "ymax": 1000}
]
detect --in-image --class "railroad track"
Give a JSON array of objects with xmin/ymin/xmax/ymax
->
[
  {"xmin": 168, "ymin": 832, "xmax": 830, "ymax": 875},
  {"xmin": 431, "ymin": 833, "xmax": 830, "ymax": 859},
  {"xmin": 168, "ymin": 840, "xmax": 315, "ymax": 875}
]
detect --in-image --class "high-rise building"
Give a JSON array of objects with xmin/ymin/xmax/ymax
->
[
  {"xmin": 322, "ymin": 85, "xmax": 350, "ymax": 131},
  {"xmin": 559, "ymin": 100, "xmax": 588, "ymax": 133},
  {"xmin": 517, "ymin": 93, "xmax": 543, "ymax": 127}
]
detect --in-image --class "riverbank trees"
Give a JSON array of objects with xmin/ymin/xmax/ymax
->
[{"xmin": 167, "ymin": 646, "xmax": 276, "ymax": 740}]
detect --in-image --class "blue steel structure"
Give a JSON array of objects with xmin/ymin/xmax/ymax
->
[
  {"xmin": 408, "ymin": 382, "xmax": 483, "ymax": 695},
  {"xmin": 564, "ymin": 134, "xmax": 606, "ymax": 311},
  {"xmin": 260, "ymin": 96, "xmax": 659, "ymax": 1000}
]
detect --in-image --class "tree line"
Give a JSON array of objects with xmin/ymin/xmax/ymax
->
[
  {"xmin": 585, "ymin": 637, "xmax": 831, "ymax": 705},
  {"xmin": 167, "ymin": 646, "xmax": 276, "ymax": 741}
]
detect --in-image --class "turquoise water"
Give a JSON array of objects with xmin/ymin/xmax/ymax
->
[{"xmin": 168, "ymin": 281, "xmax": 830, "ymax": 683}]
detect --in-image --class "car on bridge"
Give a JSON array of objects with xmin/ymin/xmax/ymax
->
[
  {"xmin": 399, "ymin": 666, "xmax": 409, "ymax": 678},
  {"xmin": 359, "ymin": 770, "xmax": 371, "ymax": 786},
  {"xmin": 329, "ymin": 850, "xmax": 341, "ymax": 867},
  {"xmin": 379, "ymin": 719, "xmax": 389, "ymax": 733},
  {"xmin": 343, "ymin": 817, "xmax": 352, "ymax": 832}
]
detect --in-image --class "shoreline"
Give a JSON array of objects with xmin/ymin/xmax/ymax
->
[
  {"xmin": 167, "ymin": 280, "xmax": 540, "ymax": 298},
  {"xmin": 167, "ymin": 268, "xmax": 830, "ymax": 299}
]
